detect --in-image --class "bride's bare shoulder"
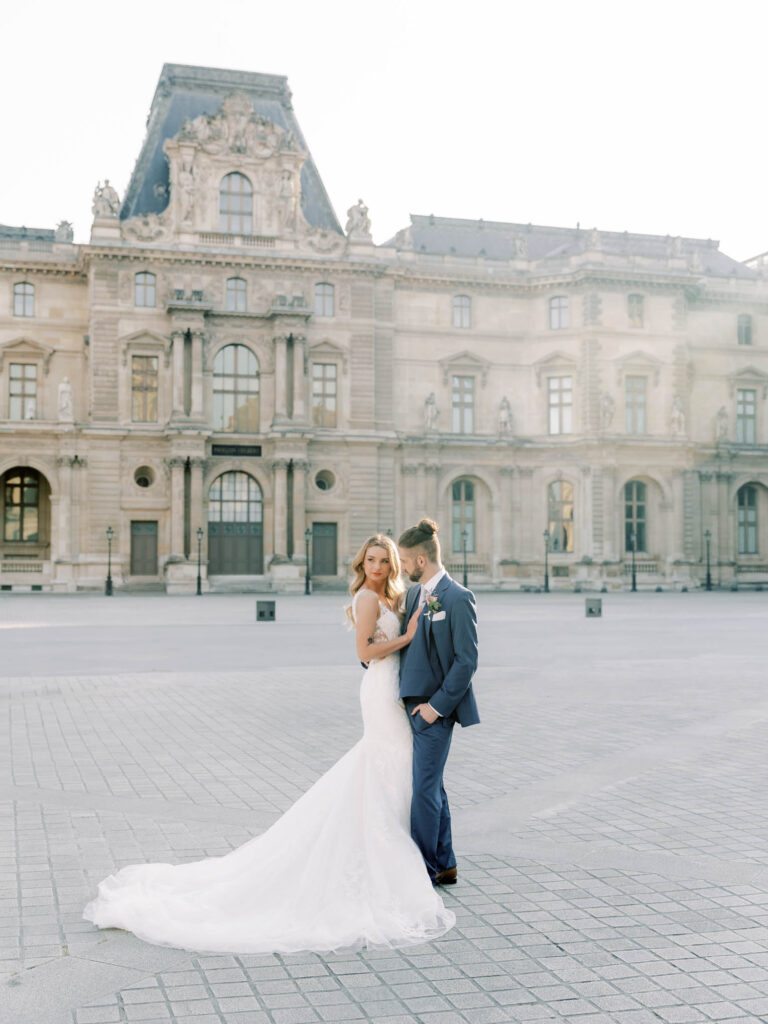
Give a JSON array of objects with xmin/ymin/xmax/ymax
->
[{"xmin": 353, "ymin": 588, "xmax": 379, "ymax": 606}]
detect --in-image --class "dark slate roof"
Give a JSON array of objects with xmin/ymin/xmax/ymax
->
[
  {"xmin": 0, "ymin": 224, "xmax": 55, "ymax": 241},
  {"xmin": 121, "ymin": 64, "xmax": 343, "ymax": 234},
  {"xmin": 390, "ymin": 215, "xmax": 757, "ymax": 280}
]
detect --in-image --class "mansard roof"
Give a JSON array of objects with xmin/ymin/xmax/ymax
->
[
  {"xmin": 0, "ymin": 224, "xmax": 54, "ymax": 241},
  {"xmin": 121, "ymin": 63, "xmax": 343, "ymax": 234},
  {"xmin": 391, "ymin": 215, "xmax": 757, "ymax": 280}
]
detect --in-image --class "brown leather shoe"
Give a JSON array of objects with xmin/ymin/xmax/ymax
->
[{"xmin": 433, "ymin": 867, "xmax": 457, "ymax": 886}]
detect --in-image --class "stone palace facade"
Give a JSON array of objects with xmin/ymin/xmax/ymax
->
[{"xmin": 2, "ymin": 63, "xmax": 768, "ymax": 592}]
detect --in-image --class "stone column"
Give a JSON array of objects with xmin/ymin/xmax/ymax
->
[
  {"xmin": 580, "ymin": 465, "xmax": 593, "ymax": 560},
  {"xmin": 416, "ymin": 463, "xmax": 427, "ymax": 519},
  {"xmin": 716, "ymin": 471, "xmax": 732, "ymax": 585},
  {"xmin": 55, "ymin": 456, "xmax": 73, "ymax": 563},
  {"xmin": 273, "ymin": 336, "xmax": 288, "ymax": 423},
  {"xmin": 500, "ymin": 466, "xmax": 515, "ymax": 560},
  {"xmin": 271, "ymin": 458, "xmax": 288, "ymax": 561},
  {"xmin": 402, "ymin": 464, "xmax": 418, "ymax": 529},
  {"xmin": 292, "ymin": 336, "xmax": 307, "ymax": 422},
  {"xmin": 168, "ymin": 456, "xmax": 186, "ymax": 557},
  {"xmin": 171, "ymin": 331, "xmax": 185, "ymax": 418},
  {"xmin": 425, "ymin": 463, "xmax": 440, "ymax": 517},
  {"xmin": 292, "ymin": 460, "xmax": 308, "ymax": 560},
  {"xmin": 189, "ymin": 457, "xmax": 206, "ymax": 555},
  {"xmin": 517, "ymin": 468, "xmax": 534, "ymax": 562},
  {"xmin": 190, "ymin": 332, "xmax": 204, "ymax": 419}
]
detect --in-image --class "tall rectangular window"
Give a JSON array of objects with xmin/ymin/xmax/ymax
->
[
  {"xmin": 312, "ymin": 363, "xmax": 337, "ymax": 427},
  {"xmin": 738, "ymin": 485, "xmax": 758, "ymax": 554},
  {"xmin": 548, "ymin": 376, "xmax": 573, "ymax": 434},
  {"xmin": 314, "ymin": 283, "xmax": 334, "ymax": 317},
  {"xmin": 628, "ymin": 294, "xmax": 644, "ymax": 327},
  {"xmin": 451, "ymin": 375, "xmax": 474, "ymax": 433},
  {"xmin": 549, "ymin": 296, "xmax": 569, "ymax": 330},
  {"xmin": 134, "ymin": 272, "xmax": 156, "ymax": 308},
  {"xmin": 738, "ymin": 314, "xmax": 752, "ymax": 346},
  {"xmin": 13, "ymin": 282, "xmax": 34, "ymax": 317},
  {"xmin": 625, "ymin": 376, "xmax": 647, "ymax": 434},
  {"xmin": 9, "ymin": 363, "xmax": 37, "ymax": 420},
  {"xmin": 131, "ymin": 355, "xmax": 159, "ymax": 422},
  {"xmin": 736, "ymin": 388, "xmax": 756, "ymax": 443},
  {"xmin": 453, "ymin": 295, "xmax": 471, "ymax": 328}
]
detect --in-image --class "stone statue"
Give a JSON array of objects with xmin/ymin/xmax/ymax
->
[
  {"xmin": 600, "ymin": 392, "xmax": 615, "ymax": 431},
  {"xmin": 670, "ymin": 394, "xmax": 686, "ymax": 436},
  {"xmin": 715, "ymin": 405, "xmax": 728, "ymax": 442},
  {"xmin": 178, "ymin": 161, "xmax": 196, "ymax": 223},
  {"xmin": 424, "ymin": 392, "xmax": 439, "ymax": 432},
  {"xmin": 498, "ymin": 396, "xmax": 513, "ymax": 436},
  {"xmin": 588, "ymin": 227, "xmax": 601, "ymax": 250},
  {"xmin": 92, "ymin": 179, "xmax": 120, "ymax": 217},
  {"xmin": 513, "ymin": 236, "xmax": 527, "ymax": 257},
  {"xmin": 55, "ymin": 220, "xmax": 74, "ymax": 243},
  {"xmin": 345, "ymin": 199, "xmax": 372, "ymax": 240},
  {"xmin": 58, "ymin": 377, "xmax": 73, "ymax": 422}
]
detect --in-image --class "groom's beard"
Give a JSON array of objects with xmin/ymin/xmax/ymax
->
[{"xmin": 407, "ymin": 567, "xmax": 424, "ymax": 583}]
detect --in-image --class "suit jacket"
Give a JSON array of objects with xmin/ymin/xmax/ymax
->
[{"xmin": 399, "ymin": 572, "xmax": 480, "ymax": 727}]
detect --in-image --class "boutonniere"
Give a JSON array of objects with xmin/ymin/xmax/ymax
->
[{"xmin": 425, "ymin": 595, "xmax": 441, "ymax": 618}]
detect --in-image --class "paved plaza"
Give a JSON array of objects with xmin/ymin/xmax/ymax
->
[{"xmin": 2, "ymin": 590, "xmax": 768, "ymax": 1024}]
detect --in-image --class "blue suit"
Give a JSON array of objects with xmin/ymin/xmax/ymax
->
[{"xmin": 399, "ymin": 572, "xmax": 479, "ymax": 879}]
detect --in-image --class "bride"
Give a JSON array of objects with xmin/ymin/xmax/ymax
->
[{"xmin": 83, "ymin": 534, "xmax": 456, "ymax": 954}]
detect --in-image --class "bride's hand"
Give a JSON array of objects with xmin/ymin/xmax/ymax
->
[{"xmin": 405, "ymin": 605, "xmax": 422, "ymax": 642}]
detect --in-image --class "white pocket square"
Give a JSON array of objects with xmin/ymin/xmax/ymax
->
[{"xmin": 431, "ymin": 611, "xmax": 446, "ymax": 621}]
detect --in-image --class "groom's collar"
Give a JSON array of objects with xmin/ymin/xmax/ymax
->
[{"xmin": 422, "ymin": 567, "xmax": 446, "ymax": 593}]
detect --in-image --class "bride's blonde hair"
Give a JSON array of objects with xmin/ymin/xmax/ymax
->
[{"xmin": 345, "ymin": 534, "xmax": 405, "ymax": 624}]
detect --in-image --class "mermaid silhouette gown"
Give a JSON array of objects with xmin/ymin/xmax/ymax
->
[{"xmin": 83, "ymin": 594, "xmax": 455, "ymax": 953}]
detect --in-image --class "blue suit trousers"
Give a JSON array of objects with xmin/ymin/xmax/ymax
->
[{"xmin": 405, "ymin": 699, "xmax": 456, "ymax": 880}]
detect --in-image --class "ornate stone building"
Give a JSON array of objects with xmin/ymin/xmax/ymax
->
[{"xmin": 1, "ymin": 63, "xmax": 767, "ymax": 592}]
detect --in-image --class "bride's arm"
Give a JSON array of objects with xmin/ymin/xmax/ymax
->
[{"xmin": 354, "ymin": 591, "xmax": 421, "ymax": 663}]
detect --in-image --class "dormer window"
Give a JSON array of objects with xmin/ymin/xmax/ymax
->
[
  {"xmin": 226, "ymin": 277, "xmax": 247, "ymax": 312},
  {"xmin": 13, "ymin": 282, "xmax": 34, "ymax": 317},
  {"xmin": 219, "ymin": 173, "xmax": 253, "ymax": 235}
]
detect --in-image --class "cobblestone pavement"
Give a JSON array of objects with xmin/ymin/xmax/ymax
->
[{"xmin": 1, "ymin": 591, "xmax": 768, "ymax": 1024}]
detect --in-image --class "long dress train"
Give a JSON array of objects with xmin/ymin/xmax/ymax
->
[{"xmin": 82, "ymin": 596, "xmax": 455, "ymax": 953}]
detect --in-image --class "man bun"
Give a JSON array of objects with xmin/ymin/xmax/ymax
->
[
  {"xmin": 417, "ymin": 518, "xmax": 439, "ymax": 536},
  {"xmin": 398, "ymin": 518, "xmax": 441, "ymax": 562}
]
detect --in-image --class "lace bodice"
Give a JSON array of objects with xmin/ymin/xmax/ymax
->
[{"xmin": 351, "ymin": 590, "xmax": 402, "ymax": 644}]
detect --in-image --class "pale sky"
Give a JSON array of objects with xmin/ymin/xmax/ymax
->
[{"xmin": 2, "ymin": 0, "xmax": 766, "ymax": 260}]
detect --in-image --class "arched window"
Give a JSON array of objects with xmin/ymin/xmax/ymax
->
[
  {"xmin": 453, "ymin": 294, "xmax": 471, "ymax": 328},
  {"xmin": 134, "ymin": 272, "xmax": 156, "ymax": 308},
  {"xmin": 738, "ymin": 485, "xmax": 758, "ymax": 554},
  {"xmin": 314, "ymin": 283, "xmax": 334, "ymax": 317},
  {"xmin": 226, "ymin": 277, "xmax": 247, "ymax": 312},
  {"xmin": 549, "ymin": 295, "xmax": 569, "ymax": 330},
  {"xmin": 219, "ymin": 173, "xmax": 253, "ymax": 235},
  {"xmin": 452, "ymin": 479, "xmax": 475, "ymax": 553},
  {"xmin": 4, "ymin": 469, "xmax": 39, "ymax": 542},
  {"xmin": 547, "ymin": 481, "xmax": 574, "ymax": 552},
  {"xmin": 212, "ymin": 344, "xmax": 260, "ymax": 432},
  {"xmin": 13, "ymin": 282, "xmax": 34, "ymax": 317},
  {"xmin": 624, "ymin": 480, "xmax": 647, "ymax": 552},
  {"xmin": 208, "ymin": 472, "xmax": 263, "ymax": 525}
]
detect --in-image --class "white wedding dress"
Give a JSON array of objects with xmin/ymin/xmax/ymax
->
[{"xmin": 83, "ymin": 594, "xmax": 455, "ymax": 954}]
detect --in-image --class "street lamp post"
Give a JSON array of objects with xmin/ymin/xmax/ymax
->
[
  {"xmin": 105, "ymin": 526, "xmax": 114, "ymax": 596},
  {"xmin": 631, "ymin": 531, "xmax": 637, "ymax": 593},
  {"xmin": 461, "ymin": 529, "xmax": 468, "ymax": 588},
  {"xmin": 305, "ymin": 527, "xmax": 312, "ymax": 595},
  {"xmin": 705, "ymin": 529, "xmax": 712, "ymax": 591},
  {"xmin": 543, "ymin": 528, "xmax": 550, "ymax": 593},
  {"xmin": 196, "ymin": 527, "xmax": 203, "ymax": 596}
]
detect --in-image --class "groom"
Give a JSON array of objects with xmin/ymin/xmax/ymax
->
[{"xmin": 398, "ymin": 518, "xmax": 479, "ymax": 885}]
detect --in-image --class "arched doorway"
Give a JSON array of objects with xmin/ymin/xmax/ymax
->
[
  {"xmin": 1, "ymin": 466, "xmax": 52, "ymax": 581},
  {"xmin": 207, "ymin": 471, "xmax": 263, "ymax": 574}
]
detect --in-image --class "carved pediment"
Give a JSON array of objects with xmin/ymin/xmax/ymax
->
[
  {"xmin": 533, "ymin": 350, "xmax": 579, "ymax": 387},
  {"xmin": 439, "ymin": 350, "xmax": 490, "ymax": 387},
  {"xmin": 0, "ymin": 337, "xmax": 54, "ymax": 374},
  {"xmin": 728, "ymin": 365, "xmax": 768, "ymax": 398},
  {"xmin": 119, "ymin": 330, "xmax": 172, "ymax": 367},
  {"xmin": 309, "ymin": 339, "xmax": 348, "ymax": 373},
  {"xmin": 614, "ymin": 349, "xmax": 663, "ymax": 387},
  {"xmin": 163, "ymin": 93, "xmax": 309, "ymax": 240}
]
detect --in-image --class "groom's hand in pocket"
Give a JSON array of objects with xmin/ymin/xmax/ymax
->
[{"xmin": 411, "ymin": 703, "xmax": 438, "ymax": 725}]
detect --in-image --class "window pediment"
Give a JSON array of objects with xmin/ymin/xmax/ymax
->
[
  {"xmin": 440, "ymin": 350, "xmax": 489, "ymax": 387},
  {"xmin": 0, "ymin": 337, "xmax": 54, "ymax": 375},
  {"xmin": 119, "ymin": 330, "xmax": 172, "ymax": 367},
  {"xmin": 534, "ymin": 350, "xmax": 578, "ymax": 388},
  {"xmin": 309, "ymin": 339, "xmax": 348, "ymax": 373},
  {"xmin": 614, "ymin": 350, "xmax": 663, "ymax": 387},
  {"xmin": 729, "ymin": 365, "xmax": 768, "ymax": 398}
]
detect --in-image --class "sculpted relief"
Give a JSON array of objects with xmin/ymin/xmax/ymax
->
[{"xmin": 159, "ymin": 92, "xmax": 309, "ymax": 239}]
